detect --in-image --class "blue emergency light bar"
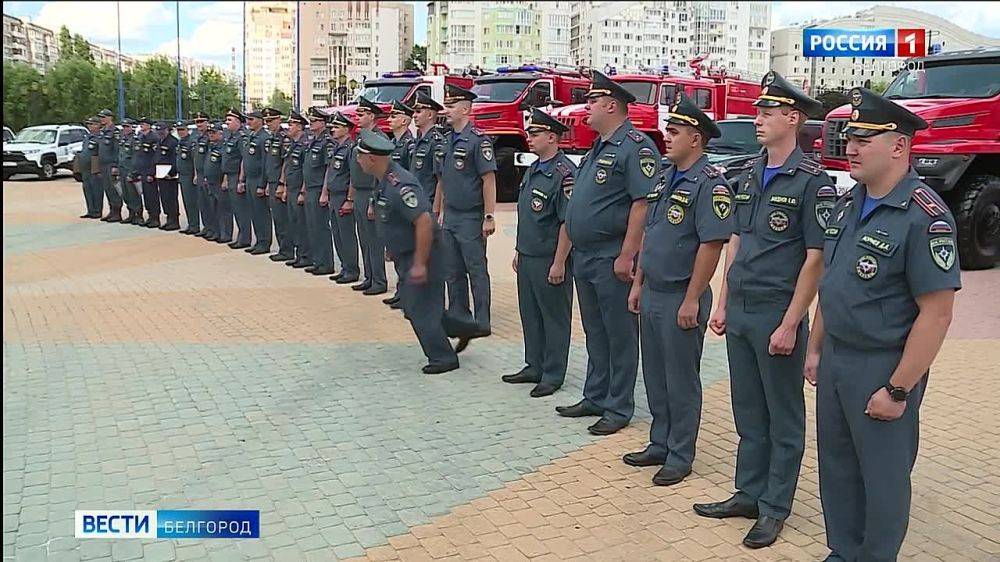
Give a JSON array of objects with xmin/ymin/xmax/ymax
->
[
  {"xmin": 497, "ymin": 64, "xmax": 544, "ymax": 74},
  {"xmin": 381, "ymin": 71, "xmax": 422, "ymax": 78}
]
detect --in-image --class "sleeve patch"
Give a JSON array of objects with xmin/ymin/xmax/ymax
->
[
  {"xmin": 928, "ymin": 220, "xmax": 953, "ymax": 234},
  {"xmin": 480, "ymin": 140, "xmax": 494, "ymax": 161},
  {"xmin": 712, "ymin": 184, "xmax": 732, "ymax": 196},
  {"xmin": 638, "ymin": 147, "xmax": 655, "ymax": 157},
  {"xmin": 817, "ymin": 185, "xmax": 837, "ymax": 198},
  {"xmin": 912, "ymin": 187, "xmax": 945, "ymax": 217},
  {"xmin": 400, "ymin": 186, "xmax": 419, "ymax": 208}
]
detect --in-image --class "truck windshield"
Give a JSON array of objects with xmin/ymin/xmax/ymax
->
[
  {"xmin": 883, "ymin": 60, "xmax": 1000, "ymax": 99},
  {"xmin": 355, "ymin": 84, "xmax": 414, "ymax": 103},
  {"xmin": 616, "ymin": 81, "xmax": 656, "ymax": 104},
  {"xmin": 13, "ymin": 129, "xmax": 57, "ymax": 144},
  {"xmin": 471, "ymin": 80, "xmax": 530, "ymax": 103}
]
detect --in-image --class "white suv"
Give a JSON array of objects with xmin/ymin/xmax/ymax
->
[{"xmin": 3, "ymin": 124, "xmax": 88, "ymax": 181}]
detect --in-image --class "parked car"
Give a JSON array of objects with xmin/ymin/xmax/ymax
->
[
  {"xmin": 3, "ymin": 126, "xmax": 14, "ymax": 143},
  {"xmin": 705, "ymin": 118, "xmax": 825, "ymax": 181},
  {"xmin": 3, "ymin": 124, "xmax": 88, "ymax": 180}
]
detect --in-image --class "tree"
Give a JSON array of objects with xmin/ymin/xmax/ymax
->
[
  {"xmin": 58, "ymin": 26, "xmax": 73, "ymax": 58},
  {"xmin": 188, "ymin": 69, "xmax": 240, "ymax": 119},
  {"xmin": 3, "ymin": 61, "xmax": 49, "ymax": 131},
  {"xmin": 816, "ymin": 90, "xmax": 850, "ymax": 116},
  {"xmin": 404, "ymin": 45, "xmax": 427, "ymax": 73},
  {"xmin": 870, "ymin": 79, "xmax": 891, "ymax": 94},
  {"xmin": 72, "ymin": 33, "xmax": 94, "ymax": 62},
  {"xmin": 266, "ymin": 89, "xmax": 292, "ymax": 115},
  {"xmin": 43, "ymin": 57, "xmax": 102, "ymax": 122},
  {"xmin": 128, "ymin": 56, "xmax": 182, "ymax": 120}
]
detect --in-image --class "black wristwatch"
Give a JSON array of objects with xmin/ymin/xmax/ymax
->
[{"xmin": 884, "ymin": 383, "xmax": 908, "ymax": 402}]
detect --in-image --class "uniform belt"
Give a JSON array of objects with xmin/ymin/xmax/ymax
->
[{"xmin": 645, "ymin": 279, "xmax": 689, "ymax": 293}]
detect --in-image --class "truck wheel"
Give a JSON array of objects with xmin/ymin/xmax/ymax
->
[
  {"xmin": 955, "ymin": 174, "xmax": 999, "ymax": 270},
  {"xmin": 495, "ymin": 146, "xmax": 524, "ymax": 203},
  {"xmin": 38, "ymin": 159, "xmax": 57, "ymax": 180}
]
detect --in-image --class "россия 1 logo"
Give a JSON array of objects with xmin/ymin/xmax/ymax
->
[{"xmin": 803, "ymin": 28, "xmax": 926, "ymax": 58}]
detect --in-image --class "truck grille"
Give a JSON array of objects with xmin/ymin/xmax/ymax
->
[
  {"xmin": 823, "ymin": 118, "xmax": 848, "ymax": 160},
  {"xmin": 4, "ymin": 150, "xmax": 28, "ymax": 162}
]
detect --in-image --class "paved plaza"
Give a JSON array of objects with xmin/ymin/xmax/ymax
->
[{"xmin": 3, "ymin": 176, "xmax": 999, "ymax": 561}]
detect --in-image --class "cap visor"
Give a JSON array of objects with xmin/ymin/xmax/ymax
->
[{"xmin": 842, "ymin": 126, "xmax": 883, "ymax": 138}]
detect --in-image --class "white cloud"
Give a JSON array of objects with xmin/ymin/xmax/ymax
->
[
  {"xmin": 772, "ymin": 2, "xmax": 1000, "ymax": 38},
  {"xmin": 34, "ymin": 1, "xmax": 171, "ymax": 43},
  {"xmin": 185, "ymin": 1, "xmax": 244, "ymax": 23},
  {"xmin": 155, "ymin": 18, "xmax": 243, "ymax": 70}
]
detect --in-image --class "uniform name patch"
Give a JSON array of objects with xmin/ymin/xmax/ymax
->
[
  {"xmin": 768, "ymin": 195, "xmax": 799, "ymax": 208},
  {"xmin": 824, "ymin": 226, "xmax": 841, "ymax": 239},
  {"xmin": 670, "ymin": 191, "xmax": 691, "ymax": 206},
  {"xmin": 734, "ymin": 193, "xmax": 752, "ymax": 203},
  {"xmin": 858, "ymin": 234, "xmax": 897, "ymax": 256}
]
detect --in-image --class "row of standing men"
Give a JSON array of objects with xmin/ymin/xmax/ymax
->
[{"xmin": 78, "ymin": 70, "xmax": 959, "ymax": 561}]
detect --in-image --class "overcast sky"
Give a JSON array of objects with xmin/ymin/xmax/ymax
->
[{"xmin": 3, "ymin": 1, "xmax": 997, "ymax": 71}]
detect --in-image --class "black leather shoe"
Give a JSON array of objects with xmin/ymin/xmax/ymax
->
[
  {"xmin": 162, "ymin": 222, "xmax": 180, "ymax": 231},
  {"xmin": 105, "ymin": 213, "xmax": 122, "ymax": 223},
  {"xmin": 422, "ymin": 362, "xmax": 459, "ymax": 375},
  {"xmin": 131, "ymin": 215, "xmax": 144, "ymax": 225},
  {"xmin": 284, "ymin": 257, "xmax": 298, "ymax": 265},
  {"xmin": 145, "ymin": 220, "xmax": 161, "ymax": 229},
  {"xmin": 743, "ymin": 516, "xmax": 783, "ymax": 549},
  {"xmin": 556, "ymin": 400, "xmax": 603, "ymax": 418},
  {"xmin": 623, "ymin": 447, "xmax": 667, "ymax": 467},
  {"xmin": 389, "ymin": 300, "xmax": 403, "ymax": 310},
  {"xmin": 329, "ymin": 272, "xmax": 343, "ymax": 281},
  {"xmin": 382, "ymin": 295, "xmax": 400, "ymax": 305},
  {"xmin": 352, "ymin": 282, "xmax": 371, "ymax": 291},
  {"xmin": 100, "ymin": 214, "xmax": 112, "ymax": 222},
  {"xmin": 305, "ymin": 265, "xmax": 318, "ymax": 274},
  {"xmin": 502, "ymin": 368, "xmax": 541, "ymax": 384},
  {"xmin": 79, "ymin": 213, "xmax": 92, "ymax": 219},
  {"xmin": 336, "ymin": 275, "xmax": 359, "ymax": 284},
  {"xmin": 269, "ymin": 253, "xmax": 291, "ymax": 262},
  {"xmin": 179, "ymin": 227, "xmax": 193, "ymax": 234},
  {"xmin": 693, "ymin": 495, "xmax": 759, "ymax": 520},
  {"xmin": 363, "ymin": 286, "xmax": 388, "ymax": 296},
  {"xmin": 194, "ymin": 230, "xmax": 209, "ymax": 238},
  {"xmin": 454, "ymin": 336, "xmax": 471, "ymax": 353},
  {"xmin": 216, "ymin": 238, "xmax": 232, "ymax": 244},
  {"xmin": 311, "ymin": 267, "xmax": 334, "ymax": 276},
  {"xmin": 205, "ymin": 235, "xmax": 220, "ymax": 242},
  {"xmin": 229, "ymin": 242, "xmax": 250, "ymax": 249},
  {"xmin": 588, "ymin": 418, "xmax": 626, "ymax": 436},
  {"xmin": 652, "ymin": 466, "xmax": 691, "ymax": 486},
  {"xmin": 291, "ymin": 259, "xmax": 311, "ymax": 269},
  {"xmin": 530, "ymin": 382, "xmax": 560, "ymax": 398}
]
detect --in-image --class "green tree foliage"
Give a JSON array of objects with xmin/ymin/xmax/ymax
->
[
  {"xmin": 188, "ymin": 68, "xmax": 241, "ymax": 119},
  {"xmin": 265, "ymin": 89, "xmax": 293, "ymax": 115},
  {"xmin": 127, "ymin": 55, "xmax": 182, "ymax": 120},
  {"xmin": 3, "ymin": 62, "xmax": 47, "ymax": 131},
  {"xmin": 404, "ymin": 45, "xmax": 427, "ymax": 73}
]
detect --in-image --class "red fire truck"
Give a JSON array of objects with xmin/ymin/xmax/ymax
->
[{"xmin": 820, "ymin": 47, "xmax": 999, "ymax": 269}]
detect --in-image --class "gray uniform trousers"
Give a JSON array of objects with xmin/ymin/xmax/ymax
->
[
  {"xmin": 100, "ymin": 166, "xmax": 123, "ymax": 210},
  {"xmin": 157, "ymin": 178, "xmax": 179, "ymax": 220},
  {"xmin": 331, "ymin": 193, "xmax": 360, "ymax": 278},
  {"xmin": 81, "ymin": 173, "xmax": 101, "ymax": 216},
  {"xmin": 396, "ymin": 252, "xmax": 458, "ymax": 368},
  {"xmin": 725, "ymin": 295, "xmax": 807, "ymax": 520},
  {"xmin": 213, "ymin": 179, "xmax": 233, "ymax": 241},
  {"xmin": 304, "ymin": 187, "xmax": 333, "ymax": 270},
  {"xmin": 441, "ymin": 210, "xmax": 491, "ymax": 331},
  {"xmin": 517, "ymin": 254, "xmax": 573, "ymax": 386},
  {"xmin": 267, "ymin": 181, "xmax": 292, "ymax": 256},
  {"xmin": 179, "ymin": 173, "xmax": 200, "ymax": 230},
  {"xmin": 228, "ymin": 175, "xmax": 253, "ymax": 245},
  {"xmin": 286, "ymin": 187, "xmax": 309, "ymax": 262},
  {"xmin": 818, "ymin": 339, "xmax": 925, "ymax": 562},
  {"xmin": 249, "ymin": 181, "xmax": 272, "ymax": 251},
  {"xmin": 199, "ymin": 179, "xmax": 218, "ymax": 236},
  {"xmin": 355, "ymin": 191, "xmax": 387, "ymax": 289},
  {"xmin": 122, "ymin": 175, "xmax": 142, "ymax": 215},
  {"xmin": 142, "ymin": 176, "xmax": 160, "ymax": 219},
  {"xmin": 573, "ymin": 250, "xmax": 639, "ymax": 426},
  {"xmin": 640, "ymin": 284, "xmax": 712, "ymax": 470}
]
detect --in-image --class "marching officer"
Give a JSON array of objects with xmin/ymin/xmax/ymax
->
[
  {"xmin": 358, "ymin": 129, "xmax": 460, "ymax": 374},
  {"xmin": 191, "ymin": 112, "xmax": 214, "ymax": 239},
  {"xmin": 805, "ymin": 88, "xmax": 959, "ymax": 562},
  {"xmin": 78, "ymin": 116, "xmax": 102, "ymax": 219},
  {"xmin": 408, "ymin": 92, "xmax": 446, "ymax": 208},
  {"xmin": 263, "ymin": 108, "xmax": 292, "ymax": 261},
  {"xmin": 202, "ymin": 122, "xmax": 226, "ymax": 236},
  {"xmin": 694, "ymin": 71, "xmax": 831, "ymax": 549},
  {"xmin": 505, "ymin": 108, "xmax": 575, "ymax": 398},
  {"xmin": 281, "ymin": 110, "xmax": 310, "ymax": 268},
  {"xmin": 176, "ymin": 120, "xmax": 200, "ymax": 234},
  {"xmin": 302, "ymin": 107, "xmax": 334, "ymax": 275},
  {"xmin": 242, "ymin": 109, "xmax": 271, "ymax": 255},
  {"xmin": 347, "ymin": 96, "xmax": 390, "ymax": 295},
  {"xmin": 435, "ymin": 83, "xmax": 497, "ymax": 344},
  {"xmin": 134, "ymin": 118, "xmax": 158, "ymax": 227},
  {"xmin": 623, "ymin": 94, "xmax": 732, "ymax": 486},
  {"xmin": 385, "ymin": 99, "xmax": 417, "ymax": 308},
  {"xmin": 155, "ymin": 121, "xmax": 180, "ymax": 231},
  {"xmin": 558, "ymin": 71, "xmax": 659, "ymax": 436},
  {"xmin": 119, "ymin": 118, "xmax": 143, "ymax": 225},
  {"xmin": 221, "ymin": 108, "xmax": 246, "ymax": 246},
  {"xmin": 326, "ymin": 111, "xmax": 361, "ymax": 284},
  {"xmin": 95, "ymin": 109, "xmax": 122, "ymax": 222}
]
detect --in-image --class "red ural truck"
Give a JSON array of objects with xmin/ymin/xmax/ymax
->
[
  {"xmin": 821, "ymin": 47, "xmax": 999, "ymax": 269},
  {"xmin": 468, "ymin": 65, "xmax": 592, "ymax": 201}
]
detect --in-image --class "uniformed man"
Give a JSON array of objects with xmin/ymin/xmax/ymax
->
[
  {"xmin": 262, "ymin": 108, "xmax": 292, "ymax": 261},
  {"xmin": 176, "ymin": 120, "xmax": 200, "ymax": 234},
  {"xmin": 347, "ymin": 96, "xmax": 390, "ymax": 295},
  {"xmin": 408, "ymin": 92, "xmax": 446, "ymax": 207},
  {"xmin": 202, "ymin": 123, "xmax": 226, "ymax": 237},
  {"xmin": 281, "ymin": 110, "xmax": 310, "ymax": 267},
  {"xmin": 191, "ymin": 112, "xmax": 215, "ymax": 239},
  {"xmin": 358, "ymin": 129, "xmax": 460, "ymax": 374},
  {"xmin": 134, "ymin": 118, "xmax": 158, "ymax": 227},
  {"xmin": 693, "ymin": 71, "xmax": 831, "ymax": 549},
  {"xmin": 623, "ymin": 94, "xmax": 732, "ymax": 486},
  {"xmin": 435, "ymin": 84, "xmax": 497, "ymax": 344},
  {"xmin": 78, "ymin": 117, "xmax": 102, "ymax": 219},
  {"xmin": 242, "ymin": 109, "xmax": 271, "ymax": 255},
  {"xmin": 221, "ymin": 107, "xmax": 247, "ymax": 247},
  {"xmin": 384, "ymin": 99, "xmax": 417, "ymax": 307},
  {"xmin": 154, "ymin": 121, "xmax": 180, "ymax": 231},
  {"xmin": 557, "ymin": 71, "xmax": 659, "ymax": 436},
  {"xmin": 804, "ymin": 88, "xmax": 959, "ymax": 562},
  {"xmin": 504, "ymin": 108, "xmax": 575, "ymax": 398},
  {"xmin": 302, "ymin": 107, "xmax": 334, "ymax": 275},
  {"xmin": 326, "ymin": 111, "xmax": 361, "ymax": 284},
  {"xmin": 95, "ymin": 109, "xmax": 122, "ymax": 222},
  {"xmin": 118, "ymin": 118, "xmax": 143, "ymax": 225}
]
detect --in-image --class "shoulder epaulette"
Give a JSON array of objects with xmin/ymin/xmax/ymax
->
[
  {"xmin": 912, "ymin": 187, "xmax": 945, "ymax": 217},
  {"xmin": 741, "ymin": 157, "xmax": 761, "ymax": 171},
  {"xmin": 471, "ymin": 126, "xmax": 485, "ymax": 136},
  {"xmin": 627, "ymin": 129, "xmax": 646, "ymax": 143},
  {"xmin": 386, "ymin": 171, "xmax": 400, "ymax": 186},
  {"xmin": 703, "ymin": 164, "xmax": 720, "ymax": 178},
  {"xmin": 797, "ymin": 157, "xmax": 824, "ymax": 176},
  {"xmin": 554, "ymin": 160, "xmax": 572, "ymax": 178}
]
